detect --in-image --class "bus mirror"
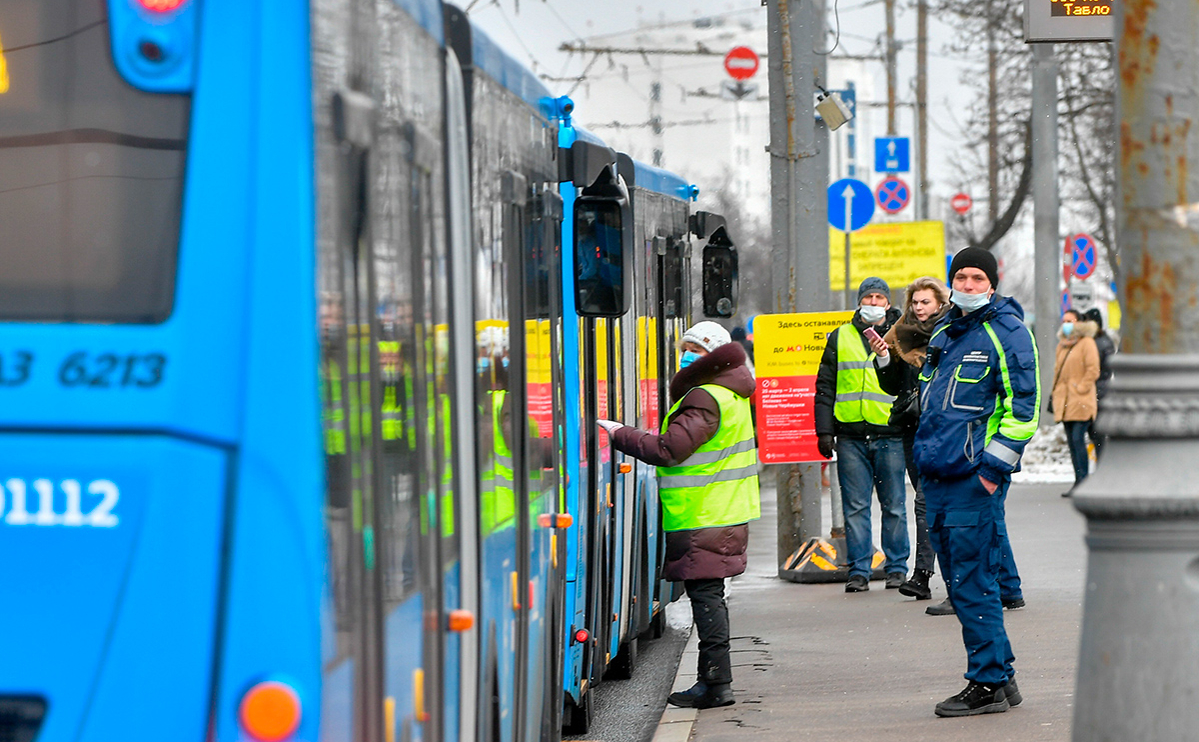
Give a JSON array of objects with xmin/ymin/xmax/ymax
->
[
  {"xmin": 574, "ymin": 165, "xmax": 631, "ymax": 317},
  {"xmin": 702, "ymin": 226, "xmax": 738, "ymax": 318}
]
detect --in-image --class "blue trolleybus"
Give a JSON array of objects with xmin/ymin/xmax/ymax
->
[{"xmin": 0, "ymin": 1, "xmax": 741, "ymax": 740}]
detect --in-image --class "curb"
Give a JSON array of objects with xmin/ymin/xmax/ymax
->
[{"xmin": 651, "ymin": 626, "xmax": 699, "ymax": 742}]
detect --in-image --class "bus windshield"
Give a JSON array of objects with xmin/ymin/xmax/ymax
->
[{"xmin": 0, "ymin": 0, "xmax": 190, "ymax": 323}]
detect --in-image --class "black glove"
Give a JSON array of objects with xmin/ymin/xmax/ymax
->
[{"xmin": 817, "ymin": 434, "xmax": 835, "ymax": 459}]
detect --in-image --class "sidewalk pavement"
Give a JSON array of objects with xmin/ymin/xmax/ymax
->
[{"xmin": 687, "ymin": 480, "xmax": 1086, "ymax": 742}]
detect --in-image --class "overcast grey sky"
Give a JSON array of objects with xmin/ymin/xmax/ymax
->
[{"xmin": 469, "ymin": 0, "xmax": 977, "ymax": 208}]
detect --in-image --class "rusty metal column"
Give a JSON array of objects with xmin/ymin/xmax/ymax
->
[{"xmin": 1072, "ymin": 0, "xmax": 1199, "ymax": 737}]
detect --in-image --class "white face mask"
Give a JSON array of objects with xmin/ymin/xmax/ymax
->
[
  {"xmin": 950, "ymin": 289, "xmax": 991, "ymax": 313},
  {"xmin": 858, "ymin": 304, "xmax": 887, "ymax": 324}
]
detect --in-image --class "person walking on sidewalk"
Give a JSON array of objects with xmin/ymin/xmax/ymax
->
[
  {"xmin": 1052, "ymin": 309, "xmax": 1100, "ymax": 496},
  {"xmin": 1081, "ymin": 307, "xmax": 1115, "ymax": 462},
  {"xmin": 914, "ymin": 247, "xmax": 1039, "ymax": 717},
  {"xmin": 598, "ymin": 321, "xmax": 760, "ymax": 710},
  {"xmin": 814, "ymin": 277, "xmax": 910, "ymax": 593},
  {"xmin": 869, "ymin": 276, "xmax": 949, "ymax": 602}
]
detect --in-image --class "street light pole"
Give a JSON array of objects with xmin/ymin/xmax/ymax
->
[
  {"xmin": 1072, "ymin": 0, "xmax": 1199, "ymax": 737},
  {"xmin": 1031, "ymin": 43, "xmax": 1059, "ymax": 421}
]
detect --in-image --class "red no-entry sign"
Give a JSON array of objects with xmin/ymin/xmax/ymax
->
[
  {"xmin": 951, "ymin": 192, "xmax": 972, "ymax": 215},
  {"xmin": 724, "ymin": 46, "xmax": 759, "ymax": 81}
]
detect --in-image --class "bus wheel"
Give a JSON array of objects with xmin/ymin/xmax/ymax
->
[
  {"xmin": 562, "ymin": 688, "xmax": 593, "ymax": 736},
  {"xmin": 606, "ymin": 637, "xmax": 637, "ymax": 680}
]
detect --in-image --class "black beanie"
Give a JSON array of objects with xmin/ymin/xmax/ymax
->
[{"xmin": 949, "ymin": 247, "xmax": 999, "ymax": 289}]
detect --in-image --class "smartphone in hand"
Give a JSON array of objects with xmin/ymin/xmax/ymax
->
[{"xmin": 862, "ymin": 327, "xmax": 881, "ymax": 343}]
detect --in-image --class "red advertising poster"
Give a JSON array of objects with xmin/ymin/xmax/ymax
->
[{"xmin": 754, "ymin": 311, "xmax": 854, "ymax": 463}]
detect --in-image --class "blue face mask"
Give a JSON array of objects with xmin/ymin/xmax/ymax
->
[
  {"xmin": 680, "ymin": 351, "xmax": 702, "ymax": 369},
  {"xmin": 950, "ymin": 289, "xmax": 991, "ymax": 313},
  {"xmin": 1061, "ymin": 322, "xmax": 1075, "ymax": 337}
]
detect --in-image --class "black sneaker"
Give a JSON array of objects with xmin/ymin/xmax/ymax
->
[
  {"xmin": 1002, "ymin": 596, "xmax": 1026, "ymax": 610},
  {"xmin": 925, "ymin": 597, "xmax": 955, "ymax": 616},
  {"xmin": 845, "ymin": 574, "xmax": 869, "ymax": 592},
  {"xmin": 667, "ymin": 682, "xmax": 735, "ymax": 709},
  {"xmin": 1003, "ymin": 675, "xmax": 1022, "ymax": 707},
  {"xmin": 898, "ymin": 569, "xmax": 933, "ymax": 600},
  {"xmin": 934, "ymin": 681, "xmax": 1010, "ymax": 717},
  {"xmin": 885, "ymin": 572, "xmax": 906, "ymax": 589}
]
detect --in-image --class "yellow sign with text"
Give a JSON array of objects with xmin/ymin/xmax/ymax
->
[
  {"xmin": 829, "ymin": 220, "xmax": 946, "ymax": 292},
  {"xmin": 755, "ymin": 311, "xmax": 855, "ymax": 379}
]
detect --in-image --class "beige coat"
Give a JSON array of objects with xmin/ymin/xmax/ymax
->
[{"xmin": 1051, "ymin": 321, "xmax": 1100, "ymax": 423}]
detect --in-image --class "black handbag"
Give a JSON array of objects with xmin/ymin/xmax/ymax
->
[{"xmin": 889, "ymin": 386, "xmax": 920, "ymax": 428}]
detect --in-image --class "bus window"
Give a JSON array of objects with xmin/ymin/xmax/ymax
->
[{"xmin": 0, "ymin": 0, "xmax": 189, "ymax": 322}]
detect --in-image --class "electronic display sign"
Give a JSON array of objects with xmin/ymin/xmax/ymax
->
[{"xmin": 1025, "ymin": 0, "xmax": 1114, "ymax": 42}]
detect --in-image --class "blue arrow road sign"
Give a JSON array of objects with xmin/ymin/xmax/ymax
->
[
  {"xmin": 828, "ymin": 178, "xmax": 874, "ymax": 232},
  {"xmin": 874, "ymin": 137, "xmax": 910, "ymax": 173},
  {"xmin": 1072, "ymin": 233, "xmax": 1097, "ymax": 279}
]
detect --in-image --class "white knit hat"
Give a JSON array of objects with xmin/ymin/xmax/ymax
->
[{"xmin": 681, "ymin": 321, "xmax": 731, "ymax": 353}]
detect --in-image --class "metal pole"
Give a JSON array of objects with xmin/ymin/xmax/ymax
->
[
  {"xmin": 844, "ymin": 232, "xmax": 852, "ymax": 310},
  {"xmin": 1072, "ymin": 0, "xmax": 1199, "ymax": 736},
  {"xmin": 768, "ymin": 0, "xmax": 829, "ymax": 565},
  {"xmin": 916, "ymin": 0, "xmax": 928, "ymax": 219},
  {"xmin": 1031, "ymin": 43, "xmax": 1059, "ymax": 419},
  {"xmin": 885, "ymin": 0, "xmax": 897, "ymax": 136},
  {"xmin": 986, "ymin": 0, "xmax": 999, "ymax": 225}
]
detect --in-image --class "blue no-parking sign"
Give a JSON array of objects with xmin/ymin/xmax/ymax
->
[
  {"xmin": 1071, "ymin": 233, "xmax": 1097, "ymax": 279},
  {"xmin": 828, "ymin": 178, "xmax": 874, "ymax": 232}
]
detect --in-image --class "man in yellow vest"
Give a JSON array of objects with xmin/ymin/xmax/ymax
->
[
  {"xmin": 598, "ymin": 321, "xmax": 760, "ymax": 709},
  {"xmin": 814, "ymin": 277, "xmax": 910, "ymax": 593}
]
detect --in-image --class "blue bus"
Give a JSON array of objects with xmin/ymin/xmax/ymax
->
[{"xmin": 0, "ymin": 1, "xmax": 739, "ymax": 740}]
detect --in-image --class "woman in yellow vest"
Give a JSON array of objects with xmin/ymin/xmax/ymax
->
[{"xmin": 598, "ymin": 321, "xmax": 760, "ymax": 710}]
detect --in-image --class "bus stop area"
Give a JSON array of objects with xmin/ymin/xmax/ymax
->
[{"xmin": 656, "ymin": 477, "xmax": 1085, "ymax": 742}]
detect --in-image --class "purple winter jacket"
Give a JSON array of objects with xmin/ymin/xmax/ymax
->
[{"xmin": 610, "ymin": 342, "xmax": 758, "ymax": 581}]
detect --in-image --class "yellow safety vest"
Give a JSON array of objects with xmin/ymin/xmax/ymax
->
[
  {"xmin": 833, "ymin": 323, "xmax": 895, "ymax": 427},
  {"xmin": 657, "ymin": 384, "xmax": 761, "ymax": 532}
]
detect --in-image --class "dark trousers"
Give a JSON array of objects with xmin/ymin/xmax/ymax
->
[
  {"xmin": 685, "ymin": 578, "xmax": 732, "ymax": 685},
  {"xmin": 902, "ymin": 430, "xmax": 936, "ymax": 574},
  {"xmin": 924, "ymin": 476, "xmax": 1015, "ymax": 685},
  {"xmin": 1064, "ymin": 420, "xmax": 1091, "ymax": 486},
  {"xmin": 1088, "ymin": 419, "xmax": 1107, "ymax": 461}
]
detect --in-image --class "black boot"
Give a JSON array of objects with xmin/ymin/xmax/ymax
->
[
  {"xmin": 925, "ymin": 596, "xmax": 955, "ymax": 616},
  {"xmin": 934, "ymin": 681, "xmax": 1010, "ymax": 717},
  {"xmin": 1003, "ymin": 675, "xmax": 1023, "ymax": 706},
  {"xmin": 667, "ymin": 682, "xmax": 735, "ymax": 709},
  {"xmin": 898, "ymin": 569, "xmax": 933, "ymax": 600}
]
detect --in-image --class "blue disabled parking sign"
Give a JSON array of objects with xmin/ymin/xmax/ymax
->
[{"xmin": 828, "ymin": 178, "xmax": 874, "ymax": 232}]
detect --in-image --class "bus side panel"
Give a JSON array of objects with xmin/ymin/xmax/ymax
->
[{"xmin": 211, "ymin": 1, "xmax": 324, "ymax": 741}]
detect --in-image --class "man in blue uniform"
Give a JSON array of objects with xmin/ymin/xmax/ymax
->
[{"xmin": 914, "ymin": 247, "xmax": 1039, "ymax": 717}]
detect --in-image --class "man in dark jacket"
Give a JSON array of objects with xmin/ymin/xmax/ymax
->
[
  {"xmin": 814, "ymin": 278, "xmax": 909, "ymax": 593},
  {"xmin": 599, "ymin": 321, "xmax": 760, "ymax": 709},
  {"xmin": 915, "ymin": 247, "xmax": 1038, "ymax": 717}
]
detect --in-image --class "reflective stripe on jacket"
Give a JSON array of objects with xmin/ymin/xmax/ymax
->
[
  {"xmin": 657, "ymin": 383, "xmax": 761, "ymax": 532},
  {"xmin": 834, "ymin": 323, "xmax": 895, "ymax": 427}
]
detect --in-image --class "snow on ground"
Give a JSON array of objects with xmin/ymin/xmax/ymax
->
[{"xmin": 1012, "ymin": 425, "xmax": 1077, "ymax": 484}]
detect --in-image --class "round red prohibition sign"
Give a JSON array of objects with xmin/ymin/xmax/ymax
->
[
  {"xmin": 951, "ymin": 192, "xmax": 973, "ymax": 215},
  {"xmin": 724, "ymin": 46, "xmax": 760, "ymax": 81},
  {"xmin": 876, "ymin": 177, "xmax": 911, "ymax": 214}
]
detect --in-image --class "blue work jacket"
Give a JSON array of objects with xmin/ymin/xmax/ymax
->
[{"xmin": 913, "ymin": 295, "xmax": 1041, "ymax": 485}]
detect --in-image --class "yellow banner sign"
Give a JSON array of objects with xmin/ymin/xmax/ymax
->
[
  {"xmin": 829, "ymin": 220, "xmax": 946, "ymax": 292},
  {"xmin": 755, "ymin": 311, "xmax": 854, "ymax": 379}
]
